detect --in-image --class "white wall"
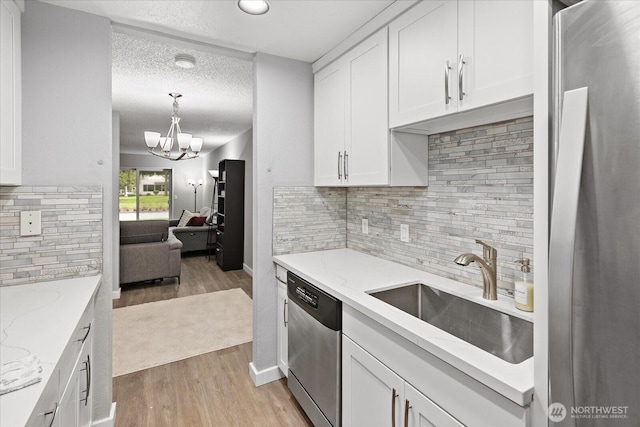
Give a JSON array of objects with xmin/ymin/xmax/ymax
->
[
  {"xmin": 207, "ymin": 128, "xmax": 253, "ymax": 271},
  {"xmin": 251, "ymin": 53, "xmax": 314, "ymax": 381},
  {"xmin": 120, "ymin": 153, "xmax": 211, "ymax": 217},
  {"xmin": 21, "ymin": 1, "xmax": 114, "ymax": 422}
]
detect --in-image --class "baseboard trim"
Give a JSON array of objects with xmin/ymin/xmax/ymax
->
[
  {"xmin": 112, "ymin": 288, "xmax": 121, "ymax": 300},
  {"xmin": 249, "ymin": 362, "xmax": 283, "ymax": 387},
  {"xmin": 92, "ymin": 402, "xmax": 116, "ymax": 427},
  {"xmin": 243, "ymin": 264, "xmax": 253, "ymax": 276}
]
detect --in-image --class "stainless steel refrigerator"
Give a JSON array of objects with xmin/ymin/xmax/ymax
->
[{"xmin": 549, "ymin": 1, "xmax": 640, "ymax": 426}]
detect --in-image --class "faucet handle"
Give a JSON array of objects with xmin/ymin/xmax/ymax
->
[
  {"xmin": 475, "ymin": 239, "xmax": 492, "ymax": 249},
  {"xmin": 475, "ymin": 239, "xmax": 497, "ymax": 260}
]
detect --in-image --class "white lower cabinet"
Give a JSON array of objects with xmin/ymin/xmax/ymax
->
[
  {"xmin": 343, "ymin": 335, "xmax": 462, "ymax": 427},
  {"xmin": 27, "ymin": 300, "xmax": 94, "ymax": 427},
  {"xmin": 342, "ymin": 305, "xmax": 530, "ymax": 427},
  {"xmin": 275, "ymin": 263, "xmax": 288, "ymax": 377},
  {"xmin": 276, "ymin": 279, "xmax": 288, "ymax": 377},
  {"xmin": 404, "ymin": 382, "xmax": 463, "ymax": 427},
  {"xmin": 59, "ymin": 334, "xmax": 92, "ymax": 427}
]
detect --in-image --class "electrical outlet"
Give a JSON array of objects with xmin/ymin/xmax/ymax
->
[
  {"xmin": 20, "ymin": 211, "xmax": 42, "ymax": 236},
  {"xmin": 362, "ymin": 218, "xmax": 369, "ymax": 234},
  {"xmin": 400, "ymin": 224, "xmax": 409, "ymax": 242}
]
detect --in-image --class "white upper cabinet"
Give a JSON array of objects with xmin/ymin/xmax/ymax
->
[
  {"xmin": 389, "ymin": 0, "xmax": 533, "ymax": 128},
  {"xmin": 0, "ymin": 0, "xmax": 22, "ymax": 185},
  {"xmin": 345, "ymin": 27, "xmax": 389, "ymax": 186},
  {"xmin": 315, "ymin": 27, "xmax": 389, "ymax": 186},
  {"xmin": 315, "ymin": 27, "xmax": 428, "ymax": 187},
  {"xmin": 314, "ymin": 59, "xmax": 347, "ymax": 186},
  {"xmin": 457, "ymin": 0, "xmax": 534, "ymax": 111},
  {"xmin": 389, "ymin": 1, "xmax": 457, "ymax": 128}
]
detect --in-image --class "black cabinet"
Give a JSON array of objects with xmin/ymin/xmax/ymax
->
[{"xmin": 215, "ymin": 159, "xmax": 245, "ymax": 271}]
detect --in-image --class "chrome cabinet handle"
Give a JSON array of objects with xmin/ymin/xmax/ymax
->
[
  {"xmin": 458, "ymin": 54, "xmax": 466, "ymax": 101},
  {"xmin": 404, "ymin": 399, "xmax": 411, "ymax": 427},
  {"xmin": 391, "ymin": 388, "xmax": 397, "ymax": 427},
  {"xmin": 283, "ymin": 300, "xmax": 288, "ymax": 327},
  {"xmin": 444, "ymin": 60, "xmax": 452, "ymax": 104},
  {"xmin": 344, "ymin": 151, "xmax": 349, "ymax": 180},
  {"xmin": 80, "ymin": 354, "xmax": 91, "ymax": 406},
  {"xmin": 77, "ymin": 323, "xmax": 91, "ymax": 344},
  {"xmin": 338, "ymin": 151, "xmax": 343, "ymax": 180},
  {"xmin": 44, "ymin": 403, "xmax": 59, "ymax": 427}
]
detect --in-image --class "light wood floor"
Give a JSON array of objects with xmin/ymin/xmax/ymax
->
[{"xmin": 112, "ymin": 254, "xmax": 313, "ymax": 427}]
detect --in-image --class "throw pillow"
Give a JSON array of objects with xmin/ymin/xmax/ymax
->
[
  {"xmin": 177, "ymin": 209, "xmax": 195, "ymax": 227},
  {"xmin": 186, "ymin": 216, "xmax": 207, "ymax": 226}
]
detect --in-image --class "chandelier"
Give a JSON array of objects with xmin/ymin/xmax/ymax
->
[{"xmin": 144, "ymin": 93, "xmax": 203, "ymax": 161}]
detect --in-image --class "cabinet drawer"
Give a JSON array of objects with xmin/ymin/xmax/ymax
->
[
  {"xmin": 275, "ymin": 264, "xmax": 287, "ymax": 283},
  {"xmin": 59, "ymin": 300, "xmax": 93, "ymax": 395},
  {"xmin": 26, "ymin": 369, "xmax": 59, "ymax": 427},
  {"xmin": 216, "ymin": 229, "xmax": 224, "ymax": 246}
]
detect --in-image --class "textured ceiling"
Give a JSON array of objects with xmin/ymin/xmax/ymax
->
[
  {"xmin": 40, "ymin": 0, "xmax": 397, "ymax": 62},
  {"xmin": 112, "ymin": 32, "xmax": 253, "ymax": 154},
  {"xmin": 42, "ymin": 0, "xmax": 400, "ymax": 155}
]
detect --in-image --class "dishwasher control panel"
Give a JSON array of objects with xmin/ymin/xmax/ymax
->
[
  {"xmin": 287, "ymin": 272, "xmax": 342, "ymax": 331},
  {"xmin": 294, "ymin": 285, "xmax": 319, "ymax": 309}
]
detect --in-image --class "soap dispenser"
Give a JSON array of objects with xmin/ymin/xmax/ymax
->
[{"xmin": 514, "ymin": 259, "xmax": 533, "ymax": 312}]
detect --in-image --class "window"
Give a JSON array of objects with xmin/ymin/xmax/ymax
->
[{"xmin": 119, "ymin": 168, "xmax": 172, "ymax": 221}]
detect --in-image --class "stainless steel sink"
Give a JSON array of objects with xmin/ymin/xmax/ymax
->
[{"xmin": 368, "ymin": 283, "xmax": 533, "ymax": 364}]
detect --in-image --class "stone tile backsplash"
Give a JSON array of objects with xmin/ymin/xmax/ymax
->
[
  {"xmin": 274, "ymin": 117, "xmax": 533, "ymax": 292},
  {"xmin": 272, "ymin": 186, "xmax": 346, "ymax": 256},
  {"xmin": 348, "ymin": 117, "xmax": 533, "ymax": 292},
  {"xmin": 0, "ymin": 186, "xmax": 103, "ymax": 286}
]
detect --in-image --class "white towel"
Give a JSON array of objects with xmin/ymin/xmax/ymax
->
[{"xmin": 0, "ymin": 354, "xmax": 42, "ymax": 395}]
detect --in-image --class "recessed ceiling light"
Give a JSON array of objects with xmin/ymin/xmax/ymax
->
[
  {"xmin": 237, "ymin": 0, "xmax": 270, "ymax": 15},
  {"xmin": 174, "ymin": 54, "xmax": 196, "ymax": 69}
]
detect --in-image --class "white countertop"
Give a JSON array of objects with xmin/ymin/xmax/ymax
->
[
  {"xmin": 0, "ymin": 276, "xmax": 101, "ymax": 427},
  {"xmin": 273, "ymin": 249, "xmax": 534, "ymax": 406}
]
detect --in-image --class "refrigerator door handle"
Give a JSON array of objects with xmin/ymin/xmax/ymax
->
[{"xmin": 548, "ymin": 87, "xmax": 589, "ymax": 421}]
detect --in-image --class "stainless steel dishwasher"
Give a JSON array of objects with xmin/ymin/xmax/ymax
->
[{"xmin": 287, "ymin": 272, "xmax": 341, "ymax": 427}]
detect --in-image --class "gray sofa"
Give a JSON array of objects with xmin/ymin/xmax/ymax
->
[
  {"xmin": 119, "ymin": 220, "xmax": 182, "ymax": 285},
  {"xmin": 169, "ymin": 220, "xmax": 214, "ymax": 253},
  {"xmin": 169, "ymin": 207, "xmax": 215, "ymax": 253}
]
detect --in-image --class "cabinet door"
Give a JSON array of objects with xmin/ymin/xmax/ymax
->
[
  {"xmin": 77, "ymin": 335, "xmax": 92, "ymax": 427},
  {"xmin": 345, "ymin": 28, "xmax": 389, "ymax": 186},
  {"xmin": 404, "ymin": 382, "xmax": 463, "ymax": 427},
  {"xmin": 276, "ymin": 280, "xmax": 288, "ymax": 377},
  {"xmin": 389, "ymin": 0, "xmax": 457, "ymax": 128},
  {"xmin": 457, "ymin": 0, "xmax": 533, "ymax": 111},
  {"xmin": 314, "ymin": 59, "xmax": 347, "ymax": 186},
  {"xmin": 342, "ymin": 336, "xmax": 404, "ymax": 427},
  {"xmin": 0, "ymin": 0, "xmax": 22, "ymax": 185},
  {"xmin": 58, "ymin": 358, "xmax": 80, "ymax": 427}
]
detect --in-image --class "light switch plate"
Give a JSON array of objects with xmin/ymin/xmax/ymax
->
[
  {"xmin": 20, "ymin": 211, "xmax": 42, "ymax": 236},
  {"xmin": 362, "ymin": 218, "xmax": 369, "ymax": 234},
  {"xmin": 400, "ymin": 224, "xmax": 409, "ymax": 242}
]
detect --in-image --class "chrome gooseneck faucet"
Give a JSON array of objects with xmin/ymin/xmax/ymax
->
[{"xmin": 454, "ymin": 239, "xmax": 497, "ymax": 300}]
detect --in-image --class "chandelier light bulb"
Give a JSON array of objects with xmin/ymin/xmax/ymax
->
[
  {"xmin": 177, "ymin": 133, "xmax": 192, "ymax": 149},
  {"xmin": 144, "ymin": 131, "xmax": 160, "ymax": 148},
  {"xmin": 190, "ymin": 137, "xmax": 203, "ymax": 153}
]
